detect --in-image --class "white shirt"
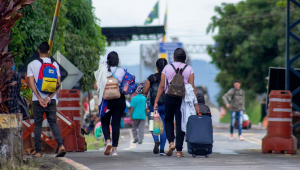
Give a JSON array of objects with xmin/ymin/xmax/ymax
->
[
  {"xmin": 181, "ymin": 84, "xmax": 197, "ymax": 132},
  {"xmin": 107, "ymin": 66, "xmax": 125, "ymax": 83},
  {"xmin": 27, "ymin": 58, "xmax": 61, "ymax": 101}
]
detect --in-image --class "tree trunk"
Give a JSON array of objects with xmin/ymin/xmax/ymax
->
[{"xmin": 0, "ymin": 113, "xmax": 23, "ymax": 169}]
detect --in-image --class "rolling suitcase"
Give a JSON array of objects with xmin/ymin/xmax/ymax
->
[{"xmin": 186, "ymin": 114, "xmax": 213, "ymax": 158}]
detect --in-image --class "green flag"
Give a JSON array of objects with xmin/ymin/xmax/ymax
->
[{"xmin": 144, "ymin": 1, "xmax": 159, "ymax": 25}]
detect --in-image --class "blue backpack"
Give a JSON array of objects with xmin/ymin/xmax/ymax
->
[
  {"xmin": 119, "ymin": 69, "xmax": 137, "ymax": 95},
  {"xmin": 36, "ymin": 58, "xmax": 58, "ymax": 94}
]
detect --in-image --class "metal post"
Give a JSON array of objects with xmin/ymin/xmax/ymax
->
[
  {"xmin": 140, "ymin": 44, "xmax": 143, "ymax": 82},
  {"xmin": 48, "ymin": 0, "xmax": 62, "ymax": 56},
  {"xmin": 286, "ymin": 0, "xmax": 290, "ymax": 90}
]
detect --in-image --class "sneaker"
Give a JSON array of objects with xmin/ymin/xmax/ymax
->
[
  {"xmin": 229, "ymin": 134, "xmax": 234, "ymax": 141},
  {"xmin": 160, "ymin": 150, "xmax": 166, "ymax": 156},
  {"xmin": 153, "ymin": 141, "xmax": 160, "ymax": 154},
  {"xmin": 138, "ymin": 142, "xmax": 143, "ymax": 144},
  {"xmin": 104, "ymin": 143, "xmax": 112, "ymax": 155},
  {"xmin": 133, "ymin": 140, "xmax": 138, "ymax": 144},
  {"xmin": 112, "ymin": 149, "xmax": 118, "ymax": 156},
  {"xmin": 238, "ymin": 136, "xmax": 244, "ymax": 141}
]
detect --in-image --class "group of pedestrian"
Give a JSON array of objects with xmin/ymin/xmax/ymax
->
[{"xmin": 4, "ymin": 41, "xmax": 248, "ymax": 159}]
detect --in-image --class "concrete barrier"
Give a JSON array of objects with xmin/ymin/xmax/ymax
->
[{"xmin": 0, "ymin": 113, "xmax": 23, "ymax": 169}]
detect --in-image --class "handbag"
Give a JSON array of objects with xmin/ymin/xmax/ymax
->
[{"xmin": 103, "ymin": 67, "xmax": 121, "ymax": 100}]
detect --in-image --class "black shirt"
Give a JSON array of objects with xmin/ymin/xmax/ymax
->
[{"xmin": 147, "ymin": 73, "xmax": 161, "ymax": 87}]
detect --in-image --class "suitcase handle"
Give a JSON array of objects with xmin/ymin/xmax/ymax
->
[{"xmin": 194, "ymin": 148, "xmax": 209, "ymax": 152}]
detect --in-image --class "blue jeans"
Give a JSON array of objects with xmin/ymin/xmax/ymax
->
[
  {"xmin": 230, "ymin": 110, "xmax": 243, "ymax": 136},
  {"xmin": 149, "ymin": 104, "xmax": 166, "ymax": 151}
]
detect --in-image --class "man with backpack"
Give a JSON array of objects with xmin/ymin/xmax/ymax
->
[
  {"xmin": 27, "ymin": 42, "xmax": 66, "ymax": 157},
  {"xmin": 222, "ymin": 79, "xmax": 245, "ymax": 141}
]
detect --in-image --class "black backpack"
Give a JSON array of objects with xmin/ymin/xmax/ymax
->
[
  {"xmin": 150, "ymin": 75, "xmax": 165, "ymax": 105},
  {"xmin": 18, "ymin": 94, "xmax": 30, "ymax": 120}
]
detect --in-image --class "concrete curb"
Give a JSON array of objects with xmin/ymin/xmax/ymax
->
[{"xmin": 58, "ymin": 157, "xmax": 91, "ymax": 170}]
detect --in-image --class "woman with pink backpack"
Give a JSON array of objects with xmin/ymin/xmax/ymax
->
[{"xmin": 154, "ymin": 48, "xmax": 199, "ymax": 157}]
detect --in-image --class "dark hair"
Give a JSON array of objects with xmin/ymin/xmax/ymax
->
[
  {"xmin": 156, "ymin": 58, "xmax": 168, "ymax": 73},
  {"xmin": 174, "ymin": 48, "xmax": 186, "ymax": 63},
  {"xmin": 39, "ymin": 42, "xmax": 50, "ymax": 54},
  {"xmin": 234, "ymin": 79, "xmax": 240, "ymax": 83},
  {"xmin": 107, "ymin": 51, "xmax": 119, "ymax": 72}
]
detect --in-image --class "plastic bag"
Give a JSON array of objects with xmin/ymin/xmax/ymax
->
[{"xmin": 153, "ymin": 115, "xmax": 164, "ymax": 136}]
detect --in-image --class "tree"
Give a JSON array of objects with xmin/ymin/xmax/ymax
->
[
  {"xmin": 0, "ymin": 0, "xmax": 36, "ymax": 113},
  {"xmin": 64, "ymin": 0, "xmax": 106, "ymax": 92},
  {"xmin": 10, "ymin": 0, "xmax": 68, "ymax": 68},
  {"xmin": 206, "ymin": 0, "xmax": 298, "ymax": 106},
  {"xmin": 9, "ymin": 0, "xmax": 106, "ymax": 92}
]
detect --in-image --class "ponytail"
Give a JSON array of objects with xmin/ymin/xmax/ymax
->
[
  {"xmin": 107, "ymin": 51, "xmax": 119, "ymax": 72},
  {"xmin": 156, "ymin": 58, "xmax": 168, "ymax": 74}
]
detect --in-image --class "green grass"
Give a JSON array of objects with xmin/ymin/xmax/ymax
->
[
  {"xmin": 85, "ymin": 134, "xmax": 104, "ymax": 150},
  {"xmin": 220, "ymin": 101, "xmax": 262, "ymax": 125}
]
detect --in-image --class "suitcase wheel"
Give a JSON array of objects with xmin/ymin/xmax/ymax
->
[
  {"xmin": 192, "ymin": 154, "xmax": 196, "ymax": 158},
  {"xmin": 205, "ymin": 155, "xmax": 209, "ymax": 158}
]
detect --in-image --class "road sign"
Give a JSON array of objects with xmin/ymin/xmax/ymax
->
[
  {"xmin": 159, "ymin": 42, "xmax": 183, "ymax": 63},
  {"xmin": 53, "ymin": 51, "xmax": 83, "ymax": 89}
]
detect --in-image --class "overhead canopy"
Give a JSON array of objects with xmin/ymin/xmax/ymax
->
[{"xmin": 101, "ymin": 25, "xmax": 165, "ymax": 46}]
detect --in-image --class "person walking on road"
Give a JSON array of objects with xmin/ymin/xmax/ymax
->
[
  {"xmin": 154, "ymin": 48, "xmax": 199, "ymax": 157},
  {"xmin": 27, "ymin": 42, "xmax": 66, "ymax": 157},
  {"xmin": 130, "ymin": 93, "xmax": 147, "ymax": 144},
  {"xmin": 142, "ymin": 58, "xmax": 168, "ymax": 155},
  {"xmin": 222, "ymin": 79, "xmax": 245, "ymax": 141},
  {"xmin": 94, "ymin": 51, "xmax": 126, "ymax": 156}
]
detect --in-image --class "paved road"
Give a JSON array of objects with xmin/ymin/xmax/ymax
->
[{"xmin": 66, "ymin": 127, "xmax": 300, "ymax": 170}]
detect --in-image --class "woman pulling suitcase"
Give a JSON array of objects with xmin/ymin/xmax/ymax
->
[
  {"xmin": 154, "ymin": 48, "xmax": 199, "ymax": 157},
  {"xmin": 142, "ymin": 58, "xmax": 168, "ymax": 155}
]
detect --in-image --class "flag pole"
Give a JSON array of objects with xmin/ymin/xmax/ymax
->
[{"xmin": 158, "ymin": 0, "xmax": 160, "ymax": 25}]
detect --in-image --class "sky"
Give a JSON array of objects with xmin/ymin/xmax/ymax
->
[{"xmin": 93, "ymin": 0, "xmax": 242, "ymax": 66}]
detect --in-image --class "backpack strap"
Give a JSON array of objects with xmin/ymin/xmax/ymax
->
[
  {"xmin": 111, "ymin": 67, "xmax": 121, "ymax": 83},
  {"xmin": 231, "ymin": 88, "xmax": 236, "ymax": 101},
  {"xmin": 111, "ymin": 67, "xmax": 118, "ymax": 77},
  {"xmin": 182, "ymin": 65, "xmax": 188, "ymax": 74},
  {"xmin": 153, "ymin": 74, "xmax": 157, "ymax": 82},
  {"xmin": 37, "ymin": 58, "xmax": 43, "ymax": 64},
  {"xmin": 50, "ymin": 58, "xmax": 54, "ymax": 64},
  {"xmin": 171, "ymin": 64, "xmax": 177, "ymax": 73},
  {"xmin": 37, "ymin": 58, "xmax": 55, "ymax": 64}
]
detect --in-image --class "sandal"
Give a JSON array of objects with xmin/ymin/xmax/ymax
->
[
  {"xmin": 56, "ymin": 145, "xmax": 66, "ymax": 157},
  {"xmin": 176, "ymin": 151, "xmax": 184, "ymax": 157},
  {"xmin": 33, "ymin": 153, "xmax": 42, "ymax": 158},
  {"xmin": 166, "ymin": 142, "xmax": 175, "ymax": 156}
]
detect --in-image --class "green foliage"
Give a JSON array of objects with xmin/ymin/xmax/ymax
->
[
  {"xmin": 10, "ymin": 0, "xmax": 68, "ymax": 69},
  {"xmin": 220, "ymin": 101, "xmax": 262, "ymax": 125},
  {"xmin": 9, "ymin": 0, "xmax": 106, "ymax": 92},
  {"xmin": 64, "ymin": 0, "xmax": 106, "ymax": 92},
  {"xmin": 85, "ymin": 134, "xmax": 104, "ymax": 150},
  {"xmin": 206, "ymin": 0, "xmax": 300, "ymax": 107},
  {"xmin": 0, "ymin": 0, "xmax": 35, "ymax": 113}
]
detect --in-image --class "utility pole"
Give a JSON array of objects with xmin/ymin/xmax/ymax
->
[
  {"xmin": 48, "ymin": 0, "xmax": 62, "ymax": 56},
  {"xmin": 140, "ymin": 44, "xmax": 143, "ymax": 82}
]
